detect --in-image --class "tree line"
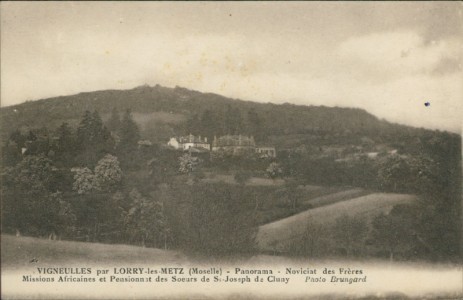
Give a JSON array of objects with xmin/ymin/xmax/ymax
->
[{"xmin": 1, "ymin": 105, "xmax": 461, "ymax": 261}]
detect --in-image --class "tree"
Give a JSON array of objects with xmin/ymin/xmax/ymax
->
[
  {"xmin": 118, "ymin": 109, "xmax": 140, "ymax": 152},
  {"xmin": 288, "ymin": 221, "xmax": 328, "ymax": 257},
  {"xmin": 147, "ymin": 157, "xmax": 163, "ymax": 183},
  {"xmin": 178, "ymin": 153, "xmax": 200, "ymax": 175},
  {"xmin": 124, "ymin": 189, "xmax": 169, "ymax": 248},
  {"xmin": 284, "ymin": 178, "xmax": 302, "ymax": 210},
  {"xmin": 107, "ymin": 107, "xmax": 121, "ymax": 133},
  {"xmin": 71, "ymin": 155, "xmax": 123, "ymax": 242},
  {"xmin": 147, "ymin": 155, "xmax": 176, "ymax": 185},
  {"xmin": 332, "ymin": 214, "xmax": 368, "ymax": 257},
  {"xmin": 1, "ymin": 155, "xmax": 75, "ymax": 237},
  {"xmin": 94, "ymin": 154, "xmax": 123, "ymax": 192},
  {"xmin": 71, "ymin": 167, "xmax": 96, "ymax": 194},
  {"xmin": 2, "ymin": 140, "xmax": 22, "ymax": 167},
  {"xmin": 56, "ymin": 122, "xmax": 74, "ymax": 152},
  {"xmin": 246, "ymin": 108, "xmax": 262, "ymax": 141},
  {"xmin": 199, "ymin": 109, "xmax": 217, "ymax": 140},
  {"xmin": 377, "ymin": 154, "xmax": 436, "ymax": 194},
  {"xmin": 224, "ymin": 105, "xmax": 243, "ymax": 134},
  {"xmin": 77, "ymin": 111, "xmax": 97, "ymax": 145},
  {"xmin": 185, "ymin": 113, "xmax": 201, "ymax": 135},
  {"xmin": 71, "ymin": 154, "xmax": 122, "ymax": 193},
  {"xmin": 46, "ymin": 191, "xmax": 76, "ymax": 240},
  {"xmin": 76, "ymin": 110, "xmax": 114, "ymax": 167},
  {"xmin": 266, "ymin": 162, "xmax": 283, "ymax": 179},
  {"xmin": 9, "ymin": 129, "xmax": 27, "ymax": 148},
  {"xmin": 369, "ymin": 208, "xmax": 416, "ymax": 261},
  {"xmin": 184, "ymin": 184, "xmax": 257, "ymax": 257}
]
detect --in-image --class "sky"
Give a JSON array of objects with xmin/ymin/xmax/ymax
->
[{"xmin": 1, "ymin": 2, "xmax": 462, "ymax": 133}]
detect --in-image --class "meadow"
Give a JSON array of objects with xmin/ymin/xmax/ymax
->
[
  {"xmin": 257, "ymin": 193, "xmax": 417, "ymax": 252},
  {"xmin": 2, "ymin": 234, "xmax": 461, "ymax": 300},
  {"xmin": 1, "ymin": 235, "xmax": 186, "ymax": 270}
]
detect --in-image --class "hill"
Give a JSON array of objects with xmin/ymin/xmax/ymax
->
[
  {"xmin": 257, "ymin": 193, "xmax": 417, "ymax": 253},
  {"xmin": 0, "ymin": 84, "xmax": 442, "ymax": 149},
  {"xmin": 0, "ymin": 84, "xmax": 460, "ymax": 262}
]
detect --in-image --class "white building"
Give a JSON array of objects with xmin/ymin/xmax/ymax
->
[
  {"xmin": 256, "ymin": 146, "xmax": 277, "ymax": 158},
  {"xmin": 168, "ymin": 134, "xmax": 210, "ymax": 151}
]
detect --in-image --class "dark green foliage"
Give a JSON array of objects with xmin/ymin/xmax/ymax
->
[
  {"xmin": 118, "ymin": 109, "xmax": 140, "ymax": 151},
  {"xmin": 0, "ymin": 84, "xmax": 460, "ymax": 261},
  {"xmin": 180, "ymin": 183, "xmax": 257, "ymax": 257},
  {"xmin": 69, "ymin": 155, "xmax": 124, "ymax": 242},
  {"xmin": 199, "ymin": 109, "xmax": 217, "ymax": 141},
  {"xmin": 246, "ymin": 108, "xmax": 263, "ymax": 141},
  {"xmin": 266, "ymin": 162, "xmax": 283, "ymax": 179},
  {"xmin": 287, "ymin": 221, "xmax": 330, "ymax": 258},
  {"xmin": 234, "ymin": 170, "xmax": 253, "ymax": 185},
  {"xmin": 282, "ymin": 178, "xmax": 303, "ymax": 211},
  {"xmin": 71, "ymin": 192, "xmax": 123, "ymax": 243},
  {"xmin": 75, "ymin": 110, "xmax": 114, "ymax": 167},
  {"xmin": 0, "ymin": 84, "xmax": 457, "ymax": 151},
  {"xmin": 185, "ymin": 113, "xmax": 201, "ymax": 136},
  {"xmin": 106, "ymin": 107, "xmax": 121, "ymax": 133},
  {"xmin": 9, "ymin": 129, "xmax": 27, "ymax": 148},
  {"xmin": 1, "ymin": 140, "xmax": 22, "ymax": 167},
  {"xmin": 115, "ymin": 109, "xmax": 141, "ymax": 170},
  {"xmin": 332, "ymin": 215, "xmax": 368, "ymax": 257},
  {"xmin": 185, "ymin": 106, "xmax": 263, "ymax": 142},
  {"xmin": 178, "ymin": 153, "xmax": 200, "ymax": 175},
  {"xmin": 368, "ymin": 206, "xmax": 418, "ymax": 261},
  {"xmin": 54, "ymin": 122, "xmax": 76, "ymax": 167},
  {"xmin": 224, "ymin": 105, "xmax": 243, "ymax": 134},
  {"xmin": 147, "ymin": 148, "xmax": 178, "ymax": 182},
  {"xmin": 377, "ymin": 154, "xmax": 436, "ymax": 194},
  {"xmin": 124, "ymin": 188, "xmax": 170, "ymax": 248},
  {"xmin": 1, "ymin": 155, "xmax": 75, "ymax": 238}
]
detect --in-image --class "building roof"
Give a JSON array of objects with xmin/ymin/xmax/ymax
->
[
  {"xmin": 176, "ymin": 134, "xmax": 208, "ymax": 144},
  {"xmin": 212, "ymin": 135, "xmax": 255, "ymax": 147}
]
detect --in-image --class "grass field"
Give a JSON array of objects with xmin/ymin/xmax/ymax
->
[
  {"xmin": 2, "ymin": 236, "xmax": 461, "ymax": 300},
  {"xmin": 1, "ymin": 235, "xmax": 186, "ymax": 269},
  {"xmin": 198, "ymin": 176, "xmax": 362, "ymax": 226},
  {"xmin": 201, "ymin": 174, "xmax": 286, "ymax": 186},
  {"xmin": 255, "ymin": 186, "xmax": 355, "ymax": 225},
  {"xmin": 302, "ymin": 188, "xmax": 371, "ymax": 208},
  {"xmin": 257, "ymin": 193, "xmax": 417, "ymax": 252}
]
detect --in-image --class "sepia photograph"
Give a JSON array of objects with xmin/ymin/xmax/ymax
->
[{"xmin": 1, "ymin": 1, "xmax": 462, "ymax": 299}]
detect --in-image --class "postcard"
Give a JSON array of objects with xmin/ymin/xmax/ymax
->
[{"xmin": 1, "ymin": 2, "xmax": 462, "ymax": 299}]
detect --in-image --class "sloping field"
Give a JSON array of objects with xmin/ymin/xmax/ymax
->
[
  {"xmin": 1, "ymin": 235, "xmax": 186, "ymax": 269},
  {"xmin": 297, "ymin": 185, "xmax": 350, "ymax": 202},
  {"xmin": 303, "ymin": 188, "xmax": 370, "ymax": 208},
  {"xmin": 257, "ymin": 193, "xmax": 417, "ymax": 252},
  {"xmin": 256, "ymin": 186, "xmax": 355, "ymax": 225},
  {"xmin": 202, "ymin": 174, "xmax": 285, "ymax": 186},
  {"xmin": 126, "ymin": 111, "xmax": 186, "ymax": 126},
  {"xmin": 247, "ymin": 177, "xmax": 285, "ymax": 186}
]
